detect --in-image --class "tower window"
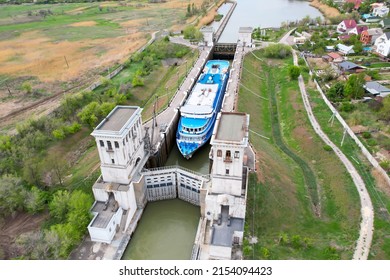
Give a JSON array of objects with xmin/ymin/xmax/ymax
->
[
  {"xmin": 114, "ymin": 141, "xmax": 119, "ymax": 149},
  {"xmin": 107, "ymin": 141, "xmax": 112, "ymax": 151},
  {"xmin": 226, "ymin": 169, "xmax": 229, "ymax": 175},
  {"xmin": 99, "ymin": 140, "xmax": 104, "ymax": 147},
  {"xmin": 217, "ymin": 150, "xmax": 222, "ymax": 157},
  {"xmin": 234, "ymin": 151, "xmax": 240, "ymax": 158},
  {"xmin": 226, "ymin": 150, "xmax": 231, "ymax": 158},
  {"xmin": 111, "ymin": 159, "xmax": 115, "ymax": 164}
]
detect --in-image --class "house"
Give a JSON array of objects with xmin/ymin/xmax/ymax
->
[
  {"xmin": 364, "ymin": 81, "xmax": 390, "ymax": 97},
  {"xmin": 294, "ymin": 36, "xmax": 307, "ymax": 45},
  {"xmin": 322, "ymin": 52, "xmax": 344, "ymax": 63},
  {"xmin": 338, "ymin": 61, "xmax": 364, "ymax": 73},
  {"xmin": 337, "ymin": 19, "xmax": 357, "ymax": 34},
  {"xmin": 360, "ymin": 28, "xmax": 383, "ymax": 45},
  {"xmin": 374, "ymin": 32, "xmax": 390, "ymax": 57},
  {"xmin": 346, "ymin": 0, "xmax": 362, "ymax": 10},
  {"xmin": 364, "ymin": 15, "xmax": 382, "ymax": 23},
  {"xmin": 348, "ymin": 25, "xmax": 368, "ymax": 36},
  {"xmin": 380, "ymin": 18, "xmax": 390, "ymax": 30},
  {"xmin": 337, "ymin": 43, "xmax": 355, "ymax": 55},
  {"xmin": 372, "ymin": 3, "xmax": 390, "ymax": 17}
]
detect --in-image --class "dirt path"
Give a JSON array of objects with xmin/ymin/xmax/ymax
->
[
  {"xmin": 292, "ymin": 50, "xmax": 374, "ymax": 260},
  {"xmin": 0, "ymin": 212, "xmax": 48, "ymax": 259}
]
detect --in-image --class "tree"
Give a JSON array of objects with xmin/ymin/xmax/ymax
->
[
  {"xmin": 288, "ymin": 65, "xmax": 301, "ymax": 80},
  {"xmin": 25, "ymin": 186, "xmax": 47, "ymax": 214},
  {"xmin": 344, "ymin": 73, "xmax": 365, "ymax": 100},
  {"xmin": 327, "ymin": 82, "xmax": 345, "ymax": 101},
  {"xmin": 183, "ymin": 25, "xmax": 203, "ymax": 42},
  {"xmin": 49, "ymin": 190, "xmax": 71, "ymax": 222},
  {"xmin": 0, "ymin": 175, "xmax": 27, "ymax": 217},
  {"xmin": 263, "ymin": 44, "xmax": 291, "ymax": 59}
]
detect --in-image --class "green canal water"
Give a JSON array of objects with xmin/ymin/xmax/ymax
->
[
  {"xmin": 122, "ymin": 143, "xmax": 210, "ymax": 260},
  {"xmin": 122, "ymin": 199, "xmax": 200, "ymax": 260}
]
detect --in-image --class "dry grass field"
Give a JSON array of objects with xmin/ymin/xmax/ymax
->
[{"xmin": 0, "ymin": 0, "xmax": 213, "ymax": 126}]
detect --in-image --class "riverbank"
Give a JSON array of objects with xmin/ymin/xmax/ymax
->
[
  {"xmin": 309, "ymin": 0, "xmax": 340, "ymax": 19},
  {"xmin": 196, "ymin": 0, "xmax": 226, "ymax": 27}
]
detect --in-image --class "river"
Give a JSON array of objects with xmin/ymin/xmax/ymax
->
[{"xmin": 219, "ymin": 0, "xmax": 323, "ymax": 43}]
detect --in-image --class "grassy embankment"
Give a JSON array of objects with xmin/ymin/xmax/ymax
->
[
  {"xmin": 239, "ymin": 50, "xmax": 361, "ymax": 259},
  {"xmin": 305, "ymin": 83, "xmax": 390, "ymax": 259}
]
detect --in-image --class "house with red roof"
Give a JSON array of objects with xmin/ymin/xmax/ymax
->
[
  {"xmin": 337, "ymin": 19, "xmax": 357, "ymax": 34},
  {"xmin": 349, "ymin": 25, "xmax": 368, "ymax": 36}
]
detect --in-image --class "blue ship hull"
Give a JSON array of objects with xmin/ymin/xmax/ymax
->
[{"xmin": 176, "ymin": 60, "xmax": 230, "ymax": 159}]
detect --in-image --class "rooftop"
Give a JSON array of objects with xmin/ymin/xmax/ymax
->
[
  {"xmin": 90, "ymin": 194, "xmax": 118, "ymax": 229},
  {"xmin": 239, "ymin": 27, "xmax": 253, "ymax": 33},
  {"xmin": 214, "ymin": 112, "xmax": 248, "ymax": 143},
  {"xmin": 95, "ymin": 106, "xmax": 138, "ymax": 132},
  {"xmin": 211, "ymin": 206, "xmax": 244, "ymax": 247}
]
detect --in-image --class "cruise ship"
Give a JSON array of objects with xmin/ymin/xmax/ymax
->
[{"xmin": 176, "ymin": 60, "xmax": 230, "ymax": 159}]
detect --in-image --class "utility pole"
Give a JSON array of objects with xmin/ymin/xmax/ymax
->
[{"xmin": 64, "ymin": 56, "xmax": 69, "ymax": 69}]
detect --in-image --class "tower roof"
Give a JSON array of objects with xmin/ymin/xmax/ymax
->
[
  {"xmin": 212, "ymin": 112, "xmax": 249, "ymax": 144},
  {"xmin": 92, "ymin": 106, "xmax": 141, "ymax": 137}
]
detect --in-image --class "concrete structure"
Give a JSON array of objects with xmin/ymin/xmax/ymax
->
[
  {"xmin": 91, "ymin": 106, "xmax": 145, "ymax": 185},
  {"xmin": 237, "ymin": 27, "xmax": 253, "ymax": 47},
  {"xmin": 88, "ymin": 106, "xmax": 147, "ymax": 244},
  {"xmin": 201, "ymin": 26, "xmax": 214, "ymax": 47},
  {"xmin": 195, "ymin": 112, "xmax": 250, "ymax": 260}
]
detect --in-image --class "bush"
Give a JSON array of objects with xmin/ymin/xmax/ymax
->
[
  {"xmin": 263, "ymin": 44, "xmax": 291, "ymax": 59},
  {"xmin": 323, "ymin": 145, "xmax": 332, "ymax": 151},
  {"xmin": 362, "ymin": 131, "xmax": 371, "ymax": 139},
  {"xmin": 132, "ymin": 74, "xmax": 144, "ymax": 87},
  {"xmin": 339, "ymin": 102, "xmax": 355, "ymax": 113},
  {"xmin": 380, "ymin": 160, "xmax": 390, "ymax": 171},
  {"xmin": 288, "ymin": 65, "xmax": 301, "ymax": 80}
]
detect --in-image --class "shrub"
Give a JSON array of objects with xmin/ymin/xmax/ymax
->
[
  {"xmin": 362, "ymin": 131, "xmax": 371, "ymax": 139},
  {"xmin": 263, "ymin": 44, "xmax": 291, "ymax": 59},
  {"xmin": 288, "ymin": 65, "xmax": 301, "ymax": 80},
  {"xmin": 323, "ymin": 145, "xmax": 332, "ymax": 151},
  {"xmin": 339, "ymin": 102, "xmax": 355, "ymax": 113}
]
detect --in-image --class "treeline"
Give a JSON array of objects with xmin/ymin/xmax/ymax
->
[{"xmin": 0, "ymin": 38, "xmax": 191, "ymax": 259}]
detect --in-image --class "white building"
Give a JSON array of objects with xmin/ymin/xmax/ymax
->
[
  {"xmin": 337, "ymin": 19, "xmax": 357, "ymax": 34},
  {"xmin": 201, "ymin": 112, "xmax": 250, "ymax": 260},
  {"xmin": 372, "ymin": 3, "xmax": 390, "ymax": 17},
  {"xmin": 374, "ymin": 32, "xmax": 390, "ymax": 57},
  {"xmin": 238, "ymin": 27, "xmax": 253, "ymax": 47},
  {"xmin": 88, "ymin": 106, "xmax": 147, "ymax": 244},
  {"xmin": 200, "ymin": 26, "xmax": 214, "ymax": 47},
  {"xmin": 337, "ymin": 43, "xmax": 355, "ymax": 55},
  {"xmin": 91, "ymin": 106, "xmax": 145, "ymax": 185}
]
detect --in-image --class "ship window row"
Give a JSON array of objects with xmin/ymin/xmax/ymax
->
[{"xmin": 182, "ymin": 124, "xmax": 207, "ymax": 133}]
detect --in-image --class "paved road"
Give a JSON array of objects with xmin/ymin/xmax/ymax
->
[{"xmin": 292, "ymin": 50, "xmax": 374, "ymax": 260}]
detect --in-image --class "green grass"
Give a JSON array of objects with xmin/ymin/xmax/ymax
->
[
  {"xmin": 307, "ymin": 85, "xmax": 390, "ymax": 259},
  {"xmin": 240, "ymin": 51, "xmax": 361, "ymax": 259},
  {"xmin": 368, "ymin": 62, "xmax": 390, "ymax": 68}
]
